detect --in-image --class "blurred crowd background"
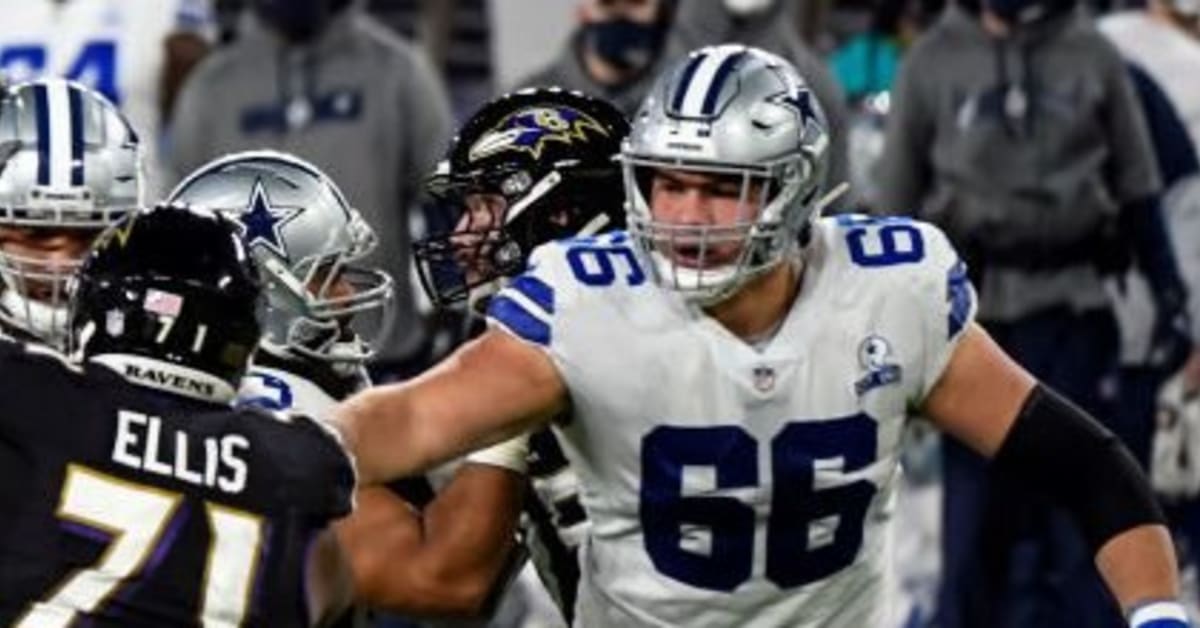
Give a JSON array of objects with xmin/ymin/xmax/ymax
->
[{"xmin": 7, "ymin": 0, "xmax": 1200, "ymax": 626}]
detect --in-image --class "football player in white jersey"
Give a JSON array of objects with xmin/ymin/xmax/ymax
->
[
  {"xmin": 0, "ymin": 78, "xmax": 140, "ymax": 346},
  {"xmin": 0, "ymin": 0, "xmax": 215, "ymax": 196},
  {"xmin": 169, "ymin": 151, "xmax": 528, "ymax": 618},
  {"xmin": 332, "ymin": 45, "xmax": 1187, "ymax": 627}
]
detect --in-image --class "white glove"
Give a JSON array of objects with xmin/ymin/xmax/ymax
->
[{"xmin": 1151, "ymin": 372, "xmax": 1200, "ymax": 499}]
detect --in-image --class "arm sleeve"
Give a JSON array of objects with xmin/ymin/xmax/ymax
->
[
  {"xmin": 1123, "ymin": 196, "xmax": 1187, "ymax": 306},
  {"xmin": 992, "ymin": 385, "xmax": 1165, "ymax": 553},
  {"xmin": 873, "ymin": 49, "xmax": 935, "ymax": 215},
  {"xmin": 281, "ymin": 414, "xmax": 358, "ymax": 519}
]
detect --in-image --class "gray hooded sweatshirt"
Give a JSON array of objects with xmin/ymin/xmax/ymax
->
[
  {"xmin": 875, "ymin": 5, "xmax": 1160, "ymax": 321},
  {"xmin": 169, "ymin": 8, "xmax": 453, "ymax": 363}
]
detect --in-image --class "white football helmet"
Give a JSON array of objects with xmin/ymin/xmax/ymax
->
[
  {"xmin": 620, "ymin": 44, "xmax": 831, "ymax": 304},
  {"xmin": 169, "ymin": 151, "xmax": 394, "ymax": 365},
  {"xmin": 0, "ymin": 78, "xmax": 141, "ymax": 345}
]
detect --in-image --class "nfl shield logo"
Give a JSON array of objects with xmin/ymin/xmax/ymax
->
[{"xmin": 753, "ymin": 366, "xmax": 776, "ymax": 393}]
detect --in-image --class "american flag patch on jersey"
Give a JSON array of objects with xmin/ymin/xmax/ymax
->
[{"xmin": 143, "ymin": 289, "xmax": 184, "ymax": 317}]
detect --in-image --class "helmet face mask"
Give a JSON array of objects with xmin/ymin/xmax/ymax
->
[
  {"xmin": 169, "ymin": 151, "xmax": 394, "ymax": 365},
  {"xmin": 0, "ymin": 225, "xmax": 99, "ymax": 341},
  {"xmin": 623, "ymin": 154, "xmax": 815, "ymax": 304},
  {"xmin": 414, "ymin": 88, "xmax": 630, "ymax": 311},
  {"xmin": 416, "ymin": 182, "xmax": 540, "ymax": 310},
  {"xmin": 620, "ymin": 45, "xmax": 830, "ymax": 305},
  {"xmin": 0, "ymin": 79, "xmax": 141, "ymax": 345}
]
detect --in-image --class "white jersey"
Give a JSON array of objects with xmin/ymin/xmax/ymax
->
[
  {"xmin": 0, "ymin": 0, "xmax": 215, "ymax": 195},
  {"xmin": 486, "ymin": 216, "xmax": 977, "ymax": 628}
]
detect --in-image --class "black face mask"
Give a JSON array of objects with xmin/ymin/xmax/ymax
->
[
  {"xmin": 255, "ymin": 0, "xmax": 346, "ymax": 43},
  {"xmin": 982, "ymin": 0, "xmax": 1068, "ymax": 24},
  {"xmin": 584, "ymin": 18, "xmax": 664, "ymax": 72}
]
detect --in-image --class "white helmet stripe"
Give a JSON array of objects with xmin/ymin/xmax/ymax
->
[
  {"xmin": 45, "ymin": 80, "xmax": 74, "ymax": 188},
  {"xmin": 679, "ymin": 46, "xmax": 743, "ymax": 118}
]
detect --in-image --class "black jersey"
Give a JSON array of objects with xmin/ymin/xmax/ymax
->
[{"xmin": 0, "ymin": 342, "xmax": 354, "ymax": 627}]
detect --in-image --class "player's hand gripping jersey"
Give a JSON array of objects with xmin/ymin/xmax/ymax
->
[
  {"xmin": 487, "ymin": 215, "xmax": 977, "ymax": 627},
  {"xmin": 0, "ymin": 341, "xmax": 354, "ymax": 627}
]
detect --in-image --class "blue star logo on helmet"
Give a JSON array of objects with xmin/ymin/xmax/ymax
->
[
  {"xmin": 468, "ymin": 106, "xmax": 609, "ymax": 163},
  {"xmin": 768, "ymin": 89, "xmax": 822, "ymax": 130},
  {"xmin": 236, "ymin": 178, "xmax": 303, "ymax": 261}
]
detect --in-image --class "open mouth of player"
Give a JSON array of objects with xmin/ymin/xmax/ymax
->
[
  {"xmin": 665, "ymin": 242, "xmax": 744, "ymax": 269},
  {"xmin": 669, "ymin": 243, "xmax": 706, "ymax": 268}
]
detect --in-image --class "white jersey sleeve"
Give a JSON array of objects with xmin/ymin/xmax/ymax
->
[
  {"xmin": 850, "ymin": 215, "xmax": 978, "ymax": 401},
  {"xmin": 485, "ymin": 232, "xmax": 606, "ymax": 365}
]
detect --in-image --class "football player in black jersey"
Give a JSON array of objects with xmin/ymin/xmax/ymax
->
[
  {"xmin": 0, "ymin": 79, "xmax": 141, "ymax": 347},
  {"xmin": 0, "ymin": 205, "xmax": 356, "ymax": 626},
  {"xmin": 169, "ymin": 151, "xmax": 526, "ymax": 619},
  {"xmin": 413, "ymin": 87, "xmax": 629, "ymax": 623}
]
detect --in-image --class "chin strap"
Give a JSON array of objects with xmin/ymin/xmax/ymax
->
[{"xmin": 812, "ymin": 181, "xmax": 850, "ymax": 218}]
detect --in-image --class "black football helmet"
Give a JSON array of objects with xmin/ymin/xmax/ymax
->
[
  {"xmin": 69, "ymin": 204, "xmax": 263, "ymax": 400},
  {"xmin": 413, "ymin": 88, "xmax": 629, "ymax": 309}
]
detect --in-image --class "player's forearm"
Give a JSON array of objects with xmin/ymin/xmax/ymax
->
[
  {"xmin": 416, "ymin": 463, "xmax": 525, "ymax": 615},
  {"xmin": 333, "ymin": 385, "xmax": 430, "ymax": 484},
  {"xmin": 1096, "ymin": 524, "xmax": 1180, "ymax": 615},
  {"xmin": 339, "ymin": 467, "xmax": 523, "ymax": 618}
]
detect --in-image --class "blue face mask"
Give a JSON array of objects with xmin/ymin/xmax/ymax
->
[{"xmin": 584, "ymin": 18, "xmax": 664, "ymax": 72}]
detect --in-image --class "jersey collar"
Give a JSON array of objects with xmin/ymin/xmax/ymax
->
[{"xmin": 89, "ymin": 354, "xmax": 237, "ymax": 405}]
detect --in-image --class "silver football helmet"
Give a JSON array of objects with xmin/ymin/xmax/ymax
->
[
  {"xmin": 0, "ymin": 78, "xmax": 141, "ymax": 345},
  {"xmin": 168, "ymin": 151, "xmax": 394, "ymax": 364},
  {"xmin": 620, "ymin": 44, "xmax": 831, "ymax": 304}
]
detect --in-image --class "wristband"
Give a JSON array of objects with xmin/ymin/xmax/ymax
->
[
  {"xmin": 466, "ymin": 434, "xmax": 530, "ymax": 474},
  {"xmin": 1130, "ymin": 600, "xmax": 1191, "ymax": 627}
]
